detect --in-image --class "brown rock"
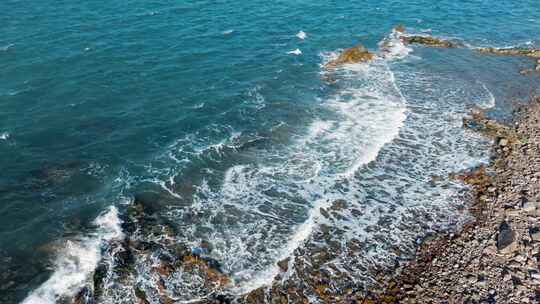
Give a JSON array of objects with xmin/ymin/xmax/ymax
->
[
  {"xmin": 326, "ymin": 44, "xmax": 374, "ymax": 68},
  {"xmin": 476, "ymin": 47, "xmax": 540, "ymax": 58},
  {"xmin": 401, "ymin": 35, "xmax": 459, "ymax": 48},
  {"xmin": 394, "ymin": 25, "xmax": 406, "ymax": 33}
]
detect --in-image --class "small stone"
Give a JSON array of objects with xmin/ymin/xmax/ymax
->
[
  {"xmin": 277, "ymin": 258, "xmax": 290, "ymax": 272},
  {"xmin": 497, "ymin": 221, "xmax": 518, "ymax": 253},
  {"xmin": 499, "ymin": 138, "xmax": 509, "ymax": 147}
]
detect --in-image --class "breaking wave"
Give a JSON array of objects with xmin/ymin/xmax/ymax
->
[{"xmin": 22, "ymin": 207, "xmax": 124, "ymax": 304}]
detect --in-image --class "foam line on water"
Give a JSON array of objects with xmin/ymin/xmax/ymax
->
[
  {"xmin": 22, "ymin": 206, "xmax": 124, "ymax": 304},
  {"xmin": 231, "ymin": 57, "xmax": 408, "ymax": 293},
  {"xmin": 479, "ymin": 83, "xmax": 495, "ymax": 109}
]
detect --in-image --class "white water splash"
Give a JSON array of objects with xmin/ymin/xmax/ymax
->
[
  {"xmin": 287, "ymin": 48, "xmax": 302, "ymax": 55},
  {"xmin": 22, "ymin": 207, "xmax": 124, "ymax": 304},
  {"xmin": 296, "ymin": 31, "xmax": 307, "ymax": 40},
  {"xmin": 0, "ymin": 132, "xmax": 10, "ymax": 140},
  {"xmin": 378, "ymin": 29, "xmax": 413, "ymax": 60}
]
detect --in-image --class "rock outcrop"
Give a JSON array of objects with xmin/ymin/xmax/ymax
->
[
  {"xmin": 477, "ymin": 47, "xmax": 540, "ymax": 74},
  {"xmin": 401, "ymin": 35, "xmax": 460, "ymax": 48},
  {"xmin": 477, "ymin": 47, "xmax": 540, "ymax": 58},
  {"xmin": 325, "ymin": 44, "xmax": 374, "ymax": 68},
  {"xmin": 395, "ymin": 25, "xmax": 460, "ymax": 48}
]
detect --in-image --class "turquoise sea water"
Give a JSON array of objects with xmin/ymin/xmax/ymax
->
[{"xmin": 1, "ymin": 0, "xmax": 540, "ymax": 303}]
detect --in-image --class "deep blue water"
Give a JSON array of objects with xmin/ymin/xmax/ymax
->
[{"xmin": 1, "ymin": 0, "xmax": 540, "ymax": 303}]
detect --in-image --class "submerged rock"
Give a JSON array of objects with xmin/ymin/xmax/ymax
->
[
  {"xmin": 476, "ymin": 47, "xmax": 540, "ymax": 58},
  {"xmin": 401, "ymin": 35, "xmax": 459, "ymax": 48},
  {"xmin": 325, "ymin": 44, "xmax": 374, "ymax": 68},
  {"xmin": 477, "ymin": 47, "xmax": 540, "ymax": 74}
]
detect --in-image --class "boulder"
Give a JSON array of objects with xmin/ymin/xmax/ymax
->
[
  {"xmin": 497, "ymin": 221, "xmax": 518, "ymax": 253},
  {"xmin": 325, "ymin": 44, "xmax": 374, "ymax": 68}
]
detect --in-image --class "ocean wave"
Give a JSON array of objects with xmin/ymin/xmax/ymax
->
[
  {"xmin": 287, "ymin": 48, "xmax": 302, "ymax": 55},
  {"xmin": 0, "ymin": 132, "xmax": 10, "ymax": 140},
  {"xmin": 167, "ymin": 54, "xmax": 409, "ymax": 295},
  {"xmin": 22, "ymin": 207, "xmax": 124, "ymax": 304},
  {"xmin": 0, "ymin": 44, "xmax": 14, "ymax": 52}
]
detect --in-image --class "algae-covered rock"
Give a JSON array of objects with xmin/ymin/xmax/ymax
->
[
  {"xmin": 401, "ymin": 35, "xmax": 458, "ymax": 48},
  {"xmin": 326, "ymin": 44, "xmax": 374, "ymax": 68},
  {"xmin": 476, "ymin": 47, "xmax": 540, "ymax": 58}
]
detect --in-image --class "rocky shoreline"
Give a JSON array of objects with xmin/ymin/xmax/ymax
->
[
  {"xmin": 367, "ymin": 98, "xmax": 540, "ymax": 303},
  {"xmin": 22, "ymin": 27, "xmax": 540, "ymax": 304}
]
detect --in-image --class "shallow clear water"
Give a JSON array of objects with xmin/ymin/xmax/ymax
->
[{"xmin": 1, "ymin": 0, "xmax": 540, "ymax": 303}]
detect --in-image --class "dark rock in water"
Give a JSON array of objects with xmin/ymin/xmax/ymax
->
[
  {"xmin": 130, "ymin": 240, "xmax": 155, "ymax": 252},
  {"xmin": 244, "ymin": 287, "xmax": 266, "ymax": 303},
  {"xmin": 325, "ymin": 44, "xmax": 374, "ymax": 68},
  {"xmin": 127, "ymin": 198, "xmax": 146, "ymax": 219},
  {"xmin": 330, "ymin": 199, "xmax": 348, "ymax": 211},
  {"xmin": 72, "ymin": 286, "xmax": 95, "ymax": 304},
  {"xmin": 200, "ymin": 240, "xmax": 213, "ymax": 253},
  {"xmin": 207, "ymin": 293, "xmax": 233, "ymax": 304},
  {"xmin": 134, "ymin": 285, "xmax": 150, "ymax": 304},
  {"xmin": 277, "ymin": 257, "xmax": 290, "ymax": 272},
  {"xmin": 92, "ymin": 262, "xmax": 108, "ymax": 298},
  {"xmin": 154, "ymin": 260, "xmax": 174, "ymax": 277},
  {"xmin": 497, "ymin": 221, "xmax": 516, "ymax": 251},
  {"xmin": 401, "ymin": 35, "xmax": 459, "ymax": 48},
  {"xmin": 319, "ymin": 207, "xmax": 330, "ymax": 219},
  {"xmin": 204, "ymin": 256, "xmax": 223, "ymax": 272},
  {"xmin": 112, "ymin": 243, "xmax": 135, "ymax": 276},
  {"xmin": 172, "ymin": 243, "xmax": 190, "ymax": 260}
]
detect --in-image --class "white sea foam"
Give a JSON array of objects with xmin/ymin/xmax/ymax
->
[
  {"xmin": 287, "ymin": 48, "xmax": 302, "ymax": 55},
  {"xmin": 477, "ymin": 83, "xmax": 496, "ymax": 109},
  {"xmin": 223, "ymin": 29, "xmax": 234, "ymax": 35},
  {"xmin": 171, "ymin": 54, "xmax": 409, "ymax": 295},
  {"xmin": 378, "ymin": 29, "xmax": 412, "ymax": 60},
  {"xmin": 22, "ymin": 207, "xmax": 124, "ymax": 304},
  {"xmin": 296, "ymin": 31, "xmax": 307, "ymax": 40},
  {"xmin": 0, "ymin": 132, "xmax": 10, "ymax": 140},
  {"xmin": 139, "ymin": 28, "xmax": 494, "ymax": 302}
]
